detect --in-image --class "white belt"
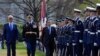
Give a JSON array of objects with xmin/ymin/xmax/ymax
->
[
  {"xmin": 97, "ymin": 30, "xmax": 100, "ymax": 33},
  {"xmin": 84, "ymin": 29, "xmax": 88, "ymax": 31},
  {"xmin": 25, "ymin": 32, "xmax": 37, "ymax": 34},
  {"xmin": 96, "ymin": 32, "xmax": 98, "ymax": 34},
  {"xmin": 96, "ymin": 30, "xmax": 100, "ymax": 34},
  {"xmin": 74, "ymin": 30, "xmax": 80, "ymax": 33},
  {"xmin": 89, "ymin": 32, "xmax": 95, "ymax": 35},
  {"xmin": 88, "ymin": 31, "xmax": 91, "ymax": 33}
]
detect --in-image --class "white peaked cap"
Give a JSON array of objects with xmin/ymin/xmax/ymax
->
[
  {"xmin": 51, "ymin": 24, "xmax": 57, "ymax": 28},
  {"xmin": 86, "ymin": 7, "xmax": 96, "ymax": 11},
  {"xmin": 96, "ymin": 3, "xmax": 100, "ymax": 7},
  {"xmin": 8, "ymin": 15, "xmax": 14, "ymax": 18},
  {"xmin": 74, "ymin": 8, "xmax": 82, "ymax": 12}
]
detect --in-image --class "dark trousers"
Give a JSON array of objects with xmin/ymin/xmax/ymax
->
[
  {"xmin": 6, "ymin": 42, "xmax": 16, "ymax": 56},
  {"xmin": 26, "ymin": 41, "xmax": 36, "ymax": 56},
  {"xmin": 66, "ymin": 44, "xmax": 73, "ymax": 56},
  {"xmin": 2, "ymin": 41, "xmax": 4, "ymax": 49},
  {"xmin": 72, "ymin": 43, "xmax": 83, "ymax": 56},
  {"xmin": 84, "ymin": 44, "xmax": 92, "ymax": 56},
  {"xmin": 76, "ymin": 43, "xmax": 83, "ymax": 56},
  {"xmin": 45, "ymin": 46, "xmax": 54, "ymax": 56},
  {"xmin": 60, "ymin": 45, "xmax": 66, "ymax": 56},
  {"xmin": 92, "ymin": 46, "xmax": 99, "ymax": 56},
  {"xmin": 57, "ymin": 44, "xmax": 66, "ymax": 56},
  {"xmin": 45, "ymin": 45, "xmax": 55, "ymax": 56},
  {"xmin": 72, "ymin": 44, "xmax": 77, "ymax": 56},
  {"xmin": 43, "ymin": 40, "xmax": 55, "ymax": 56}
]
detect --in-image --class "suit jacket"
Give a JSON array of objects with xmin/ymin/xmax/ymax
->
[
  {"xmin": 3, "ymin": 23, "xmax": 18, "ymax": 43},
  {"xmin": 41, "ymin": 26, "xmax": 56, "ymax": 46}
]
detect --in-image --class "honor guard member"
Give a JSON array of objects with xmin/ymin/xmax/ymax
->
[
  {"xmin": 56, "ymin": 18, "xmax": 67, "ymax": 56},
  {"xmin": 96, "ymin": 3, "xmax": 100, "ymax": 55},
  {"xmin": 66, "ymin": 18, "xmax": 75, "ymax": 56},
  {"xmin": 87, "ymin": 7, "xmax": 99, "ymax": 56},
  {"xmin": 56, "ymin": 19, "xmax": 62, "ymax": 56},
  {"xmin": 22, "ymin": 14, "xmax": 39, "ymax": 56},
  {"xmin": 83, "ymin": 7, "xmax": 92, "ymax": 56},
  {"xmin": 61, "ymin": 18, "xmax": 70, "ymax": 56},
  {"xmin": 96, "ymin": 3, "xmax": 100, "ymax": 48},
  {"xmin": 73, "ymin": 9, "xmax": 84, "ymax": 56},
  {"xmin": 93, "ymin": 3, "xmax": 100, "ymax": 56}
]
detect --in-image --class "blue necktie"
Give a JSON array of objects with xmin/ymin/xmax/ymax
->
[
  {"xmin": 48, "ymin": 27, "xmax": 51, "ymax": 34},
  {"xmin": 10, "ymin": 23, "xmax": 13, "ymax": 30}
]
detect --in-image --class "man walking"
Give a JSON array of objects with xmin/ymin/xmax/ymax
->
[
  {"xmin": 41, "ymin": 20, "xmax": 56, "ymax": 56},
  {"xmin": 3, "ymin": 15, "xmax": 18, "ymax": 56},
  {"xmin": 22, "ymin": 14, "xmax": 39, "ymax": 56}
]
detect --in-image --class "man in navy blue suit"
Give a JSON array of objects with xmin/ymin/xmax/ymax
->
[{"xmin": 3, "ymin": 15, "xmax": 18, "ymax": 56}]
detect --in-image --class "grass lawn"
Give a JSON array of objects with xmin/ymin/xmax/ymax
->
[{"xmin": 0, "ymin": 42, "xmax": 45, "ymax": 56}]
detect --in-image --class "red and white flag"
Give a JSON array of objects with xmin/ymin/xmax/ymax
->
[{"xmin": 40, "ymin": 0, "xmax": 47, "ymax": 28}]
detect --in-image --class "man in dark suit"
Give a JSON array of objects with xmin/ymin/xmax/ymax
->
[
  {"xmin": 22, "ymin": 14, "xmax": 39, "ymax": 56},
  {"xmin": 3, "ymin": 15, "xmax": 18, "ymax": 56},
  {"xmin": 41, "ymin": 20, "xmax": 56, "ymax": 56}
]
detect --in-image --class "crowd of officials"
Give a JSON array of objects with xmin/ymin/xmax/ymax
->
[{"xmin": 0, "ymin": 3, "xmax": 100, "ymax": 56}]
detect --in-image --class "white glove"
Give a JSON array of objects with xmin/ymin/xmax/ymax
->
[
  {"xmin": 94, "ymin": 43, "xmax": 97, "ymax": 46},
  {"xmin": 72, "ymin": 43, "xmax": 76, "ymax": 46},
  {"xmin": 55, "ymin": 41, "xmax": 58, "ymax": 44},
  {"xmin": 23, "ymin": 42, "xmax": 27, "ymax": 47},
  {"xmin": 67, "ymin": 43, "xmax": 69, "ymax": 46},
  {"xmin": 36, "ymin": 41, "xmax": 39, "ymax": 44},
  {"xmin": 79, "ymin": 40, "xmax": 83, "ymax": 43}
]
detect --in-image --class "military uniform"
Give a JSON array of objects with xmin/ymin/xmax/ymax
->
[
  {"xmin": 83, "ymin": 16, "xmax": 92, "ymax": 56},
  {"xmin": 74, "ymin": 17, "xmax": 84, "ymax": 56},
  {"xmin": 87, "ymin": 16, "xmax": 98, "ymax": 56},
  {"xmin": 95, "ymin": 16, "xmax": 100, "ymax": 56},
  {"xmin": 66, "ymin": 19, "xmax": 75, "ymax": 56},
  {"xmin": 55, "ymin": 19, "xmax": 68, "ymax": 56},
  {"xmin": 55, "ymin": 20, "xmax": 61, "ymax": 56},
  {"xmin": 22, "ymin": 22, "xmax": 39, "ymax": 56},
  {"xmin": 96, "ymin": 16, "xmax": 100, "ymax": 46},
  {"xmin": 94, "ymin": 3, "xmax": 100, "ymax": 56},
  {"xmin": 86, "ymin": 6, "xmax": 99, "ymax": 56},
  {"xmin": 56, "ymin": 25, "xmax": 67, "ymax": 56}
]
